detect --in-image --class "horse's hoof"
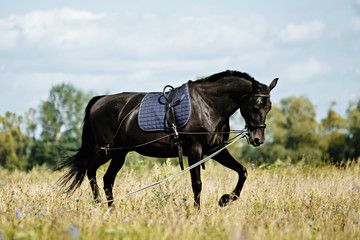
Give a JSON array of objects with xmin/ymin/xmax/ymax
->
[
  {"xmin": 219, "ymin": 194, "xmax": 231, "ymax": 207},
  {"xmin": 219, "ymin": 193, "xmax": 238, "ymax": 207}
]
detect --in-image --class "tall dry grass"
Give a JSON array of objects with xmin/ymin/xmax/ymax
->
[{"xmin": 0, "ymin": 157, "xmax": 359, "ymax": 239}]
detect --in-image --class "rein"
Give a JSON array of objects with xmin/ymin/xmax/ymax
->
[{"xmin": 97, "ymin": 130, "xmax": 248, "ymax": 152}]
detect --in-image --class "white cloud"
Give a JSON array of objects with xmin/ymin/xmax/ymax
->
[
  {"xmin": 0, "ymin": 8, "xmax": 279, "ymax": 85},
  {"xmin": 280, "ymin": 20, "xmax": 327, "ymax": 43},
  {"xmin": 281, "ymin": 58, "xmax": 327, "ymax": 83},
  {"xmin": 351, "ymin": 16, "xmax": 360, "ymax": 31},
  {"xmin": 0, "ymin": 8, "xmax": 107, "ymax": 50},
  {"xmin": 355, "ymin": 66, "xmax": 360, "ymax": 76},
  {"xmin": 0, "ymin": 8, "xmax": 274, "ymax": 58}
]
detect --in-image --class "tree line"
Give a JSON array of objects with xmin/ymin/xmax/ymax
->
[
  {"xmin": 1, "ymin": 83, "xmax": 359, "ymax": 171},
  {"xmin": 240, "ymin": 96, "xmax": 360, "ymax": 165},
  {"xmin": 0, "ymin": 84, "xmax": 92, "ymax": 170}
]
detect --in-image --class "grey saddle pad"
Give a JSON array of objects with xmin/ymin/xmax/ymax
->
[{"xmin": 138, "ymin": 83, "xmax": 192, "ymax": 131}]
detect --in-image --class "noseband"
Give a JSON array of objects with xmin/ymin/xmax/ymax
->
[{"xmin": 245, "ymin": 93, "xmax": 271, "ymax": 131}]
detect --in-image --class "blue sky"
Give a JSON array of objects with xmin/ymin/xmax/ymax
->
[{"xmin": 1, "ymin": 0, "xmax": 359, "ymax": 120}]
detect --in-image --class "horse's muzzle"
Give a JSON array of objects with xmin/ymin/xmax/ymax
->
[
  {"xmin": 251, "ymin": 137, "xmax": 263, "ymax": 147},
  {"xmin": 248, "ymin": 129, "xmax": 265, "ymax": 147}
]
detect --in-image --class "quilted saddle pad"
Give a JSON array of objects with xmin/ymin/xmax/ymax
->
[{"xmin": 138, "ymin": 83, "xmax": 192, "ymax": 131}]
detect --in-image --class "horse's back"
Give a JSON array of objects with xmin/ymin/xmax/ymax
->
[
  {"xmin": 90, "ymin": 92, "xmax": 144, "ymax": 112},
  {"xmin": 88, "ymin": 92, "xmax": 145, "ymax": 143}
]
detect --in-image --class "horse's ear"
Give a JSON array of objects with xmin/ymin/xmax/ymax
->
[{"xmin": 269, "ymin": 78, "xmax": 278, "ymax": 91}]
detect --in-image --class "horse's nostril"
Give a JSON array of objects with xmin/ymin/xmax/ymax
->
[{"xmin": 254, "ymin": 138, "xmax": 261, "ymax": 146}]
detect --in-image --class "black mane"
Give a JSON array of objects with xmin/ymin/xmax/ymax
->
[{"xmin": 196, "ymin": 70, "xmax": 260, "ymax": 85}]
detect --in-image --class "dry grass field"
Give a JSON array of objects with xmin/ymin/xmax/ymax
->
[{"xmin": 0, "ymin": 155, "xmax": 359, "ymax": 240}]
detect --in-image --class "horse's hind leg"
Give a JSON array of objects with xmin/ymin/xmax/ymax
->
[
  {"xmin": 103, "ymin": 151, "xmax": 127, "ymax": 207},
  {"xmin": 87, "ymin": 154, "xmax": 109, "ymax": 202},
  {"xmin": 212, "ymin": 149, "xmax": 247, "ymax": 206}
]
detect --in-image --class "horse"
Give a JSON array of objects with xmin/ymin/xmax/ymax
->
[{"xmin": 56, "ymin": 70, "xmax": 278, "ymax": 207}]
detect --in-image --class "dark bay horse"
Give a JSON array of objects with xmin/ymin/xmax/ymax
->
[{"xmin": 56, "ymin": 70, "xmax": 278, "ymax": 207}]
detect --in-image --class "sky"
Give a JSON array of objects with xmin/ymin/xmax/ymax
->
[{"xmin": 0, "ymin": 0, "xmax": 359, "ymax": 121}]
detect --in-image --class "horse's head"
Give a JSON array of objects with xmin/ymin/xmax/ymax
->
[{"xmin": 241, "ymin": 78, "xmax": 278, "ymax": 147}]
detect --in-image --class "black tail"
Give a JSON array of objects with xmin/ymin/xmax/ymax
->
[{"xmin": 56, "ymin": 95, "xmax": 103, "ymax": 195}]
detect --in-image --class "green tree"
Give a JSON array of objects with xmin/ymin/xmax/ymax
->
[
  {"xmin": 24, "ymin": 108, "xmax": 38, "ymax": 140},
  {"xmin": 40, "ymin": 83, "xmax": 92, "ymax": 143},
  {"xmin": 243, "ymin": 96, "xmax": 325, "ymax": 164},
  {"xmin": 0, "ymin": 112, "xmax": 31, "ymax": 170},
  {"xmin": 35, "ymin": 83, "xmax": 92, "ymax": 166},
  {"xmin": 346, "ymin": 99, "xmax": 360, "ymax": 160},
  {"xmin": 40, "ymin": 84, "xmax": 88, "ymax": 142},
  {"xmin": 321, "ymin": 106, "xmax": 347, "ymax": 164},
  {"xmin": 261, "ymin": 104, "xmax": 288, "ymax": 161}
]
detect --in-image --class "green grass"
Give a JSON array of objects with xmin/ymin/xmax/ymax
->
[{"xmin": 0, "ymin": 158, "xmax": 359, "ymax": 239}]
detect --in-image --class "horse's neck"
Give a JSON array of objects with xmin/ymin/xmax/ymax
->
[{"xmin": 194, "ymin": 78, "xmax": 252, "ymax": 118}]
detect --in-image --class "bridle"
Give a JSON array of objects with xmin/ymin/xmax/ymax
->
[{"xmin": 245, "ymin": 93, "xmax": 271, "ymax": 131}]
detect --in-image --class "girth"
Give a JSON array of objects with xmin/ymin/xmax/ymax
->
[{"xmin": 162, "ymin": 85, "xmax": 184, "ymax": 170}]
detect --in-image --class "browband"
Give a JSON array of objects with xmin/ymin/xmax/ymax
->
[{"xmin": 254, "ymin": 94, "xmax": 270, "ymax": 97}]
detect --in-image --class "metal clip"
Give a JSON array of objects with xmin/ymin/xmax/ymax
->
[
  {"xmin": 172, "ymin": 124, "xmax": 179, "ymax": 139},
  {"xmin": 100, "ymin": 144, "xmax": 110, "ymax": 155}
]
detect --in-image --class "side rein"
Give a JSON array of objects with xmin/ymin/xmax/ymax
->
[{"xmin": 162, "ymin": 85, "xmax": 184, "ymax": 171}]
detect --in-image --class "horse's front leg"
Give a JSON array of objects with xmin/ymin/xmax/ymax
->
[
  {"xmin": 188, "ymin": 144, "xmax": 203, "ymax": 207},
  {"xmin": 189, "ymin": 165, "xmax": 202, "ymax": 207},
  {"xmin": 212, "ymin": 149, "xmax": 247, "ymax": 206}
]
